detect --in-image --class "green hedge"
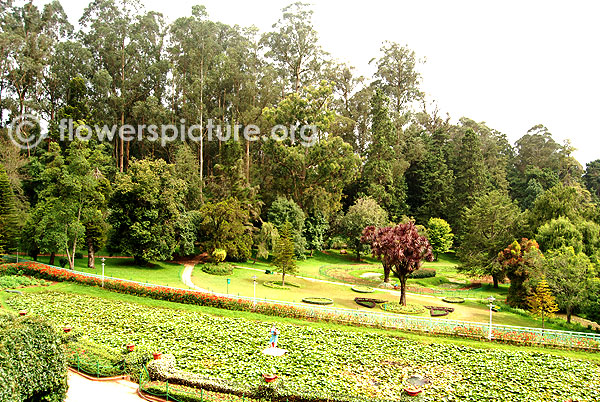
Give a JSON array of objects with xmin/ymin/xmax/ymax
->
[
  {"xmin": 0, "ymin": 275, "xmax": 49, "ymax": 289},
  {"xmin": 200, "ymin": 263, "xmax": 234, "ymax": 276},
  {"xmin": 0, "ymin": 315, "xmax": 67, "ymax": 402},
  {"xmin": 408, "ymin": 269, "xmax": 436, "ymax": 279}
]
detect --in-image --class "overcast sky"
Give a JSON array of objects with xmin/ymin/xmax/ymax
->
[{"xmin": 43, "ymin": 0, "xmax": 600, "ymax": 165}]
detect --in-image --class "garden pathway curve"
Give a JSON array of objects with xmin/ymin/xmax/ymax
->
[{"xmin": 66, "ymin": 371, "xmax": 141, "ymax": 402}]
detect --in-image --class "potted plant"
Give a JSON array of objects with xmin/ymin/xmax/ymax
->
[
  {"xmin": 404, "ymin": 385, "xmax": 422, "ymax": 396},
  {"xmin": 152, "ymin": 352, "xmax": 162, "ymax": 360},
  {"xmin": 18, "ymin": 310, "xmax": 27, "ymax": 316},
  {"xmin": 126, "ymin": 343, "xmax": 135, "ymax": 352},
  {"xmin": 262, "ymin": 373, "xmax": 278, "ymax": 383},
  {"xmin": 63, "ymin": 326, "xmax": 72, "ymax": 333}
]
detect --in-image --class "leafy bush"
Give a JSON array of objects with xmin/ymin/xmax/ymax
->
[
  {"xmin": 74, "ymin": 252, "xmax": 84, "ymax": 259},
  {"xmin": 200, "ymin": 263, "xmax": 234, "ymax": 276},
  {"xmin": 408, "ymin": 269, "xmax": 436, "ymax": 279},
  {"xmin": 263, "ymin": 281, "xmax": 300, "ymax": 290},
  {"xmin": 301, "ymin": 297, "xmax": 334, "ymax": 305},
  {"xmin": 0, "ymin": 315, "xmax": 67, "ymax": 402},
  {"xmin": 380, "ymin": 302, "xmax": 426, "ymax": 314},
  {"xmin": 211, "ymin": 249, "xmax": 227, "ymax": 263},
  {"xmin": 351, "ymin": 285, "xmax": 374, "ymax": 293},
  {"xmin": 124, "ymin": 345, "xmax": 154, "ymax": 382},
  {"xmin": 59, "ymin": 257, "xmax": 68, "ymax": 268},
  {"xmin": 0, "ymin": 275, "xmax": 49, "ymax": 289}
]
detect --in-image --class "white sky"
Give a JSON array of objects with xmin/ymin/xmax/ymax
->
[{"xmin": 42, "ymin": 0, "xmax": 600, "ymax": 165}]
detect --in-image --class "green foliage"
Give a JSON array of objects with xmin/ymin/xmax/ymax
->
[
  {"xmin": 536, "ymin": 216, "xmax": 583, "ymax": 253},
  {"xmin": 301, "ymin": 297, "xmax": 334, "ymax": 305},
  {"xmin": 65, "ymin": 337, "xmax": 124, "ymax": 377},
  {"xmin": 338, "ymin": 197, "xmax": 388, "ymax": 260},
  {"xmin": 7, "ymin": 291, "xmax": 600, "ymax": 402},
  {"xmin": 458, "ymin": 191, "xmax": 522, "ymax": 288},
  {"xmin": 212, "ymin": 249, "xmax": 227, "ymax": 264},
  {"xmin": 497, "ymin": 239, "xmax": 544, "ymax": 308},
  {"xmin": 408, "ymin": 269, "xmax": 437, "ymax": 279},
  {"xmin": 426, "ymin": 218, "xmax": 454, "ymax": 260},
  {"xmin": 361, "ymin": 89, "xmax": 408, "ymax": 219},
  {"xmin": 0, "ymin": 315, "xmax": 67, "ymax": 402},
  {"xmin": 200, "ymin": 263, "xmax": 234, "ymax": 276},
  {"xmin": 0, "ymin": 275, "xmax": 49, "ymax": 289},
  {"xmin": 272, "ymin": 221, "xmax": 297, "ymax": 286},
  {"xmin": 108, "ymin": 159, "xmax": 186, "ymax": 264},
  {"xmin": 0, "ymin": 164, "xmax": 20, "ymax": 251},
  {"xmin": 267, "ymin": 196, "xmax": 307, "ymax": 257},
  {"xmin": 544, "ymin": 247, "xmax": 593, "ymax": 323},
  {"xmin": 303, "ymin": 212, "xmax": 329, "ymax": 253},
  {"xmin": 527, "ymin": 278, "xmax": 559, "ymax": 329}
]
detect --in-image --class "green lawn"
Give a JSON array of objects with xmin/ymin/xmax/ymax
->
[
  {"xmin": 191, "ymin": 265, "xmax": 573, "ymax": 330},
  {"xmin": 32, "ymin": 256, "xmax": 187, "ymax": 288}
]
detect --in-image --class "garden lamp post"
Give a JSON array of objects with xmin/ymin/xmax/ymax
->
[
  {"xmin": 487, "ymin": 296, "xmax": 496, "ymax": 340},
  {"xmin": 101, "ymin": 257, "xmax": 106, "ymax": 288},
  {"xmin": 252, "ymin": 275, "xmax": 258, "ymax": 306}
]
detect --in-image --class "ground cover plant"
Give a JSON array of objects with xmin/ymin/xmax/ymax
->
[{"xmin": 3, "ymin": 291, "xmax": 600, "ymax": 402}]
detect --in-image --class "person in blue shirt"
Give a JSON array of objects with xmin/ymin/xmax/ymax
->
[{"xmin": 268, "ymin": 324, "xmax": 280, "ymax": 348}]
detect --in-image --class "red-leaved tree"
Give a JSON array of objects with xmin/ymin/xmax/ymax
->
[{"xmin": 362, "ymin": 222, "xmax": 434, "ymax": 305}]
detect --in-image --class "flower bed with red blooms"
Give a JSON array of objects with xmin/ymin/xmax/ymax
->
[{"xmin": 0, "ymin": 262, "xmax": 312, "ymax": 320}]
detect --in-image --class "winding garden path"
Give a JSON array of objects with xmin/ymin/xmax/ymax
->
[{"xmin": 66, "ymin": 371, "xmax": 141, "ymax": 402}]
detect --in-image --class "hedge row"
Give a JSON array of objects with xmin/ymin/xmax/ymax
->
[{"xmin": 0, "ymin": 314, "xmax": 67, "ymax": 402}]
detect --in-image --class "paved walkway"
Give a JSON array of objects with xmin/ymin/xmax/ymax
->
[{"xmin": 66, "ymin": 371, "xmax": 141, "ymax": 402}]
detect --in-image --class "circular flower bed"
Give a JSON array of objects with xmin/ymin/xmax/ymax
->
[
  {"xmin": 380, "ymin": 302, "xmax": 426, "ymax": 315},
  {"xmin": 354, "ymin": 297, "xmax": 386, "ymax": 308},
  {"xmin": 424, "ymin": 305, "xmax": 455, "ymax": 317},
  {"xmin": 442, "ymin": 296, "xmax": 465, "ymax": 303},
  {"xmin": 301, "ymin": 297, "xmax": 334, "ymax": 305},
  {"xmin": 263, "ymin": 281, "xmax": 300, "ymax": 290},
  {"xmin": 351, "ymin": 285, "xmax": 375, "ymax": 293}
]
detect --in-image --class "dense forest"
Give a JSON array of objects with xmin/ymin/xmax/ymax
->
[{"xmin": 0, "ymin": 1, "xmax": 599, "ymax": 322}]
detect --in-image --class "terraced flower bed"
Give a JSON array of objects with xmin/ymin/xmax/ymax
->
[
  {"xmin": 4, "ymin": 291, "xmax": 600, "ymax": 402},
  {"xmin": 263, "ymin": 281, "xmax": 301, "ymax": 290},
  {"xmin": 351, "ymin": 285, "xmax": 375, "ymax": 293},
  {"xmin": 301, "ymin": 297, "xmax": 334, "ymax": 305},
  {"xmin": 380, "ymin": 302, "xmax": 426, "ymax": 315}
]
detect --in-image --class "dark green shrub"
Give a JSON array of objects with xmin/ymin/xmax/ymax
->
[
  {"xmin": 0, "ymin": 315, "xmax": 68, "ymax": 402},
  {"xmin": 408, "ymin": 269, "xmax": 436, "ymax": 279},
  {"xmin": 200, "ymin": 263, "xmax": 234, "ymax": 276},
  {"xmin": 124, "ymin": 345, "xmax": 154, "ymax": 382},
  {"xmin": 58, "ymin": 257, "xmax": 68, "ymax": 268},
  {"xmin": 74, "ymin": 252, "xmax": 84, "ymax": 259}
]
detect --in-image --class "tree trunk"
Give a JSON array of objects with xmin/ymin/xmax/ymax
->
[
  {"xmin": 383, "ymin": 263, "xmax": 390, "ymax": 283},
  {"xmin": 87, "ymin": 236, "xmax": 95, "ymax": 269},
  {"xmin": 566, "ymin": 308, "xmax": 572, "ymax": 324},
  {"xmin": 49, "ymin": 252, "xmax": 55, "ymax": 266},
  {"xmin": 281, "ymin": 272, "xmax": 286, "ymax": 287},
  {"xmin": 399, "ymin": 275, "xmax": 407, "ymax": 306},
  {"xmin": 493, "ymin": 275, "xmax": 499, "ymax": 289}
]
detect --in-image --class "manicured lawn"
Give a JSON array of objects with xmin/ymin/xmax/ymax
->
[
  {"xmin": 191, "ymin": 265, "xmax": 570, "ymax": 330},
  {"xmin": 32, "ymin": 256, "xmax": 187, "ymax": 288}
]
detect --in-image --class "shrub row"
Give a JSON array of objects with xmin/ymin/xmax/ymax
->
[
  {"xmin": 408, "ymin": 269, "xmax": 436, "ymax": 279},
  {"xmin": 0, "ymin": 314, "xmax": 67, "ymax": 402},
  {"xmin": 0, "ymin": 275, "xmax": 49, "ymax": 289},
  {"xmin": 200, "ymin": 263, "xmax": 234, "ymax": 276}
]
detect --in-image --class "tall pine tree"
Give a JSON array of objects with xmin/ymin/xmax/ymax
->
[{"xmin": 0, "ymin": 164, "xmax": 19, "ymax": 252}]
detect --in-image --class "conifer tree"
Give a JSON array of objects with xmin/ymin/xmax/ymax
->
[
  {"xmin": 272, "ymin": 221, "xmax": 297, "ymax": 287},
  {"xmin": 0, "ymin": 164, "xmax": 19, "ymax": 251},
  {"xmin": 527, "ymin": 278, "xmax": 559, "ymax": 329}
]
